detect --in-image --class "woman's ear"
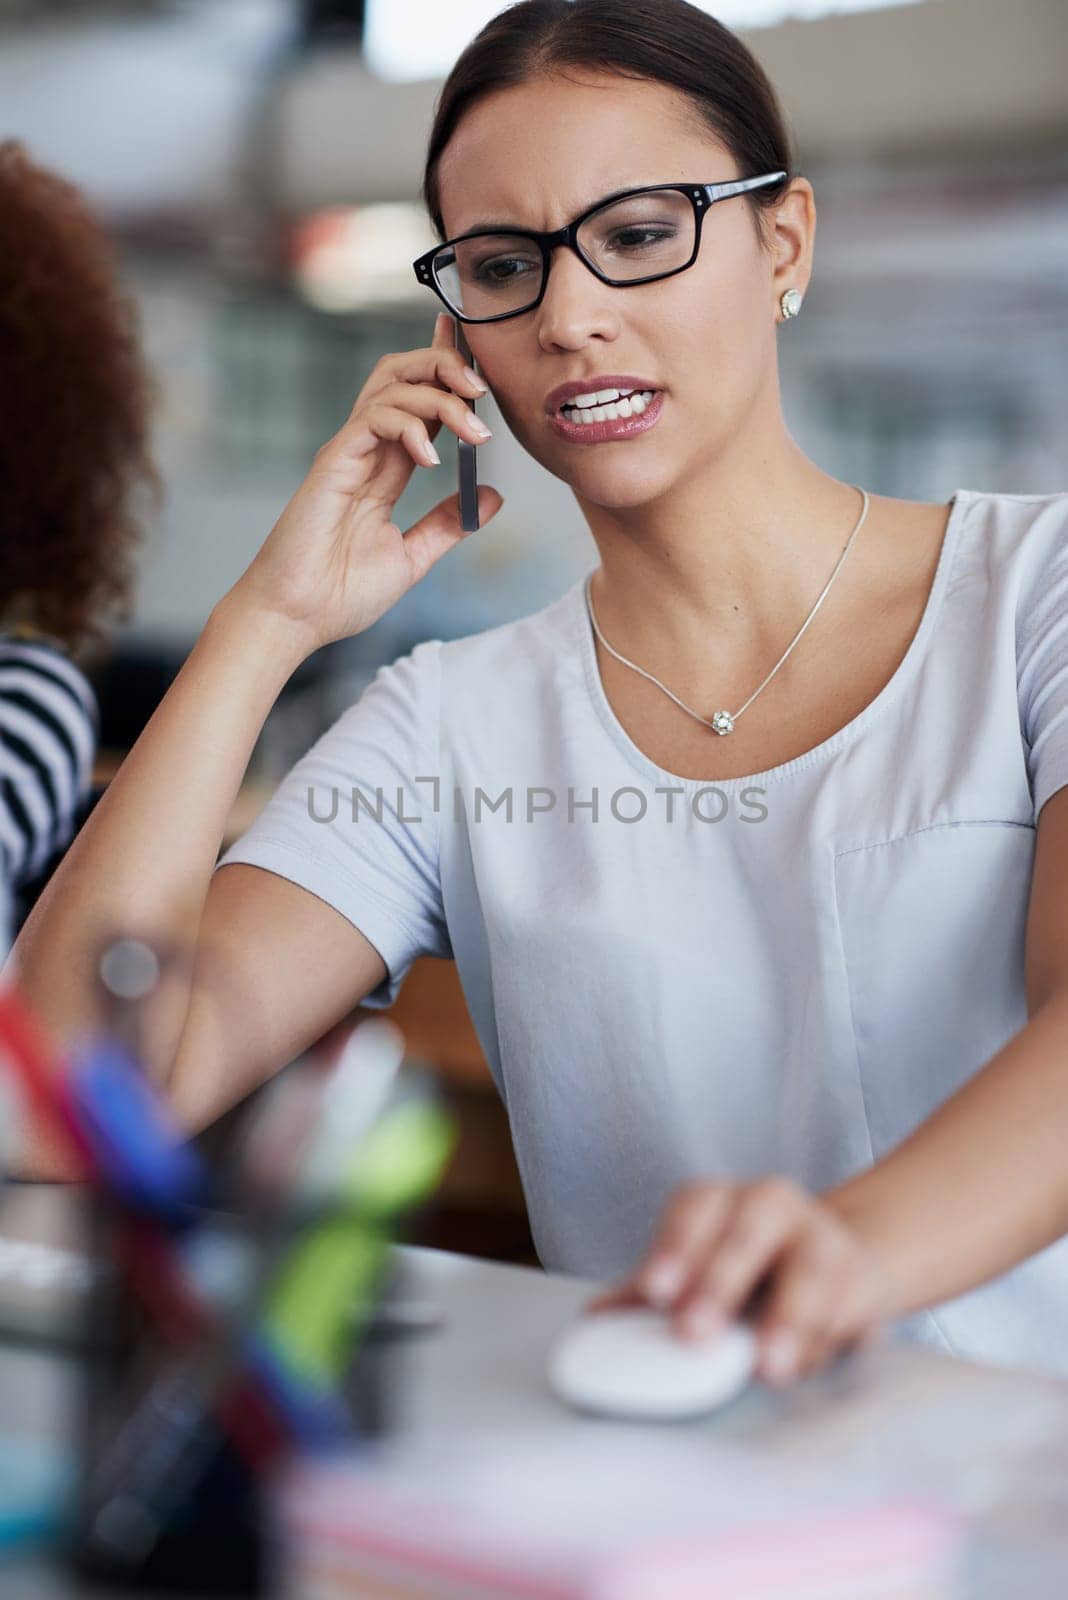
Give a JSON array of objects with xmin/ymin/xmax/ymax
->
[{"xmin": 770, "ymin": 177, "xmax": 815, "ymax": 310}]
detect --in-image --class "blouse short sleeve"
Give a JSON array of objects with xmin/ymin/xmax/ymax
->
[
  {"xmin": 215, "ymin": 638, "xmax": 452, "ymax": 1009},
  {"xmin": 1018, "ymin": 499, "xmax": 1068, "ymax": 823}
]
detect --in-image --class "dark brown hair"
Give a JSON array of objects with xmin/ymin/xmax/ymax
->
[
  {"xmin": 0, "ymin": 139, "xmax": 162, "ymax": 662},
  {"xmin": 422, "ymin": 0, "xmax": 799, "ymax": 249}
]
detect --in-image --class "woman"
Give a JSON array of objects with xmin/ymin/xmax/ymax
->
[
  {"xmin": 0, "ymin": 140, "xmax": 158, "ymax": 955},
  {"xmin": 9, "ymin": 0, "xmax": 1068, "ymax": 1386}
]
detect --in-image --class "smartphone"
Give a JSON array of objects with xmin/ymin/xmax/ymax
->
[{"xmin": 453, "ymin": 317, "xmax": 480, "ymax": 533}]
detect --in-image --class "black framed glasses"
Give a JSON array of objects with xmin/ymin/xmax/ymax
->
[{"xmin": 412, "ymin": 172, "xmax": 788, "ymax": 325}]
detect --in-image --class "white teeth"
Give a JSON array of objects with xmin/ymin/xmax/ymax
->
[
  {"xmin": 568, "ymin": 387, "xmax": 624, "ymax": 407},
  {"xmin": 581, "ymin": 387, "xmax": 628, "ymax": 407},
  {"xmin": 561, "ymin": 390, "xmax": 656, "ymax": 425}
]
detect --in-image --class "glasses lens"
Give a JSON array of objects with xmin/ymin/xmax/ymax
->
[
  {"xmin": 432, "ymin": 189, "xmax": 696, "ymax": 322},
  {"xmin": 577, "ymin": 188, "xmax": 695, "ymax": 282},
  {"xmin": 433, "ymin": 232, "xmax": 543, "ymax": 321}
]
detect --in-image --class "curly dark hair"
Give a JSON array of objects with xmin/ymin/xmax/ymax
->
[{"xmin": 0, "ymin": 139, "xmax": 162, "ymax": 662}]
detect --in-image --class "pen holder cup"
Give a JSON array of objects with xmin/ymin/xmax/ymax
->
[{"xmin": 66, "ymin": 1185, "xmax": 406, "ymax": 1596}]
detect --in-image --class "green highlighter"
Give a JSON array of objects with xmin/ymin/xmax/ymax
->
[{"xmin": 261, "ymin": 1081, "xmax": 456, "ymax": 1398}]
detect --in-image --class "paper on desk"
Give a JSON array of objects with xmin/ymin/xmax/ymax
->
[
  {"xmin": 275, "ymin": 1425, "xmax": 966, "ymax": 1599},
  {"xmin": 0, "ymin": 1432, "xmax": 72, "ymax": 1553}
]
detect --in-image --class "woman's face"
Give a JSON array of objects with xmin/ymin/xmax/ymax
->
[{"xmin": 435, "ymin": 70, "xmax": 812, "ymax": 513}]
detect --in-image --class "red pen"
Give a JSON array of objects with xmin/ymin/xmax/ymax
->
[{"xmin": 0, "ymin": 982, "xmax": 94, "ymax": 1178}]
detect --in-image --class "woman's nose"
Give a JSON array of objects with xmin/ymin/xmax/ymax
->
[{"xmin": 535, "ymin": 246, "xmax": 619, "ymax": 348}]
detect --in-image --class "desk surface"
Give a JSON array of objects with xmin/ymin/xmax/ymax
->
[{"xmin": 3, "ymin": 1222, "xmax": 1068, "ymax": 1596}]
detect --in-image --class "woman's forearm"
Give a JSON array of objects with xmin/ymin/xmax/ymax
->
[
  {"xmin": 822, "ymin": 991, "xmax": 1068, "ymax": 1315},
  {"xmin": 4, "ymin": 588, "xmax": 310, "ymax": 1074}
]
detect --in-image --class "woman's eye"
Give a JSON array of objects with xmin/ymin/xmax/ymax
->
[
  {"xmin": 475, "ymin": 257, "xmax": 536, "ymax": 283},
  {"xmin": 609, "ymin": 228, "xmax": 674, "ymax": 250}
]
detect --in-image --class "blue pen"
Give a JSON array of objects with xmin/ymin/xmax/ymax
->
[{"xmin": 67, "ymin": 1037, "xmax": 208, "ymax": 1217}]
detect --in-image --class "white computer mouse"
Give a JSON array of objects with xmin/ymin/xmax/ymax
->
[{"xmin": 547, "ymin": 1305, "xmax": 757, "ymax": 1421}]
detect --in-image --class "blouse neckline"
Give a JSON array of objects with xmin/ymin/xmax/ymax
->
[{"xmin": 573, "ymin": 488, "xmax": 975, "ymax": 794}]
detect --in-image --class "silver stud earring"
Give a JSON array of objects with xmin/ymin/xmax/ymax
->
[{"xmin": 780, "ymin": 288, "xmax": 803, "ymax": 320}]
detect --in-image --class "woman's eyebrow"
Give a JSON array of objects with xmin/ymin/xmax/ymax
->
[
  {"xmin": 455, "ymin": 184, "xmax": 639, "ymax": 236},
  {"xmin": 460, "ymin": 213, "xmax": 525, "ymax": 233}
]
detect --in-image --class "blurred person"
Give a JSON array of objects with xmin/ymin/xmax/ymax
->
[
  {"xmin": 0, "ymin": 139, "xmax": 159, "ymax": 955},
  {"xmin": 8, "ymin": 1, "xmax": 1068, "ymax": 1388}
]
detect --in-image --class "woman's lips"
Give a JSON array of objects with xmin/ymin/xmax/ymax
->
[{"xmin": 548, "ymin": 390, "xmax": 665, "ymax": 444}]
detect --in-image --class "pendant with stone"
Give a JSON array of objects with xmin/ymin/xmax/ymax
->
[{"xmin": 711, "ymin": 709, "xmax": 734, "ymax": 736}]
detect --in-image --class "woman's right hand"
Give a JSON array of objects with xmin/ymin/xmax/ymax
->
[{"xmin": 228, "ymin": 311, "xmax": 504, "ymax": 654}]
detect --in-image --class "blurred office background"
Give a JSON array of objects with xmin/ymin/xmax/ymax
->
[{"xmin": 2, "ymin": 0, "xmax": 1066, "ymax": 1260}]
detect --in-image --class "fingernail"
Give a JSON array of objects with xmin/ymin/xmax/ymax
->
[
  {"xmin": 682, "ymin": 1301, "xmax": 725, "ymax": 1340},
  {"xmin": 463, "ymin": 366, "xmax": 487, "ymax": 393},
  {"xmin": 643, "ymin": 1257, "xmax": 685, "ymax": 1305},
  {"xmin": 470, "ymin": 416, "xmax": 492, "ymax": 439},
  {"xmin": 761, "ymin": 1329, "xmax": 800, "ymax": 1382},
  {"xmin": 422, "ymin": 439, "xmax": 441, "ymax": 465}
]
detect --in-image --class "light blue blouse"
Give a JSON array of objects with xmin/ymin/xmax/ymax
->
[{"xmin": 217, "ymin": 487, "xmax": 1068, "ymax": 1377}]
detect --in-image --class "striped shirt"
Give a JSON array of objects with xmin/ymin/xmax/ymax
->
[{"xmin": 0, "ymin": 634, "xmax": 98, "ymax": 953}]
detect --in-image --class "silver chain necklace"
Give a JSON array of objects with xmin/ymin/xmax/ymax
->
[{"xmin": 583, "ymin": 486, "xmax": 870, "ymax": 736}]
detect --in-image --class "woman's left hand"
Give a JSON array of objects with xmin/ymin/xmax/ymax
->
[{"xmin": 583, "ymin": 1177, "xmax": 899, "ymax": 1386}]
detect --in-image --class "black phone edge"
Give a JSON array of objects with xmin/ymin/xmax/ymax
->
[{"xmin": 453, "ymin": 317, "xmax": 480, "ymax": 534}]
